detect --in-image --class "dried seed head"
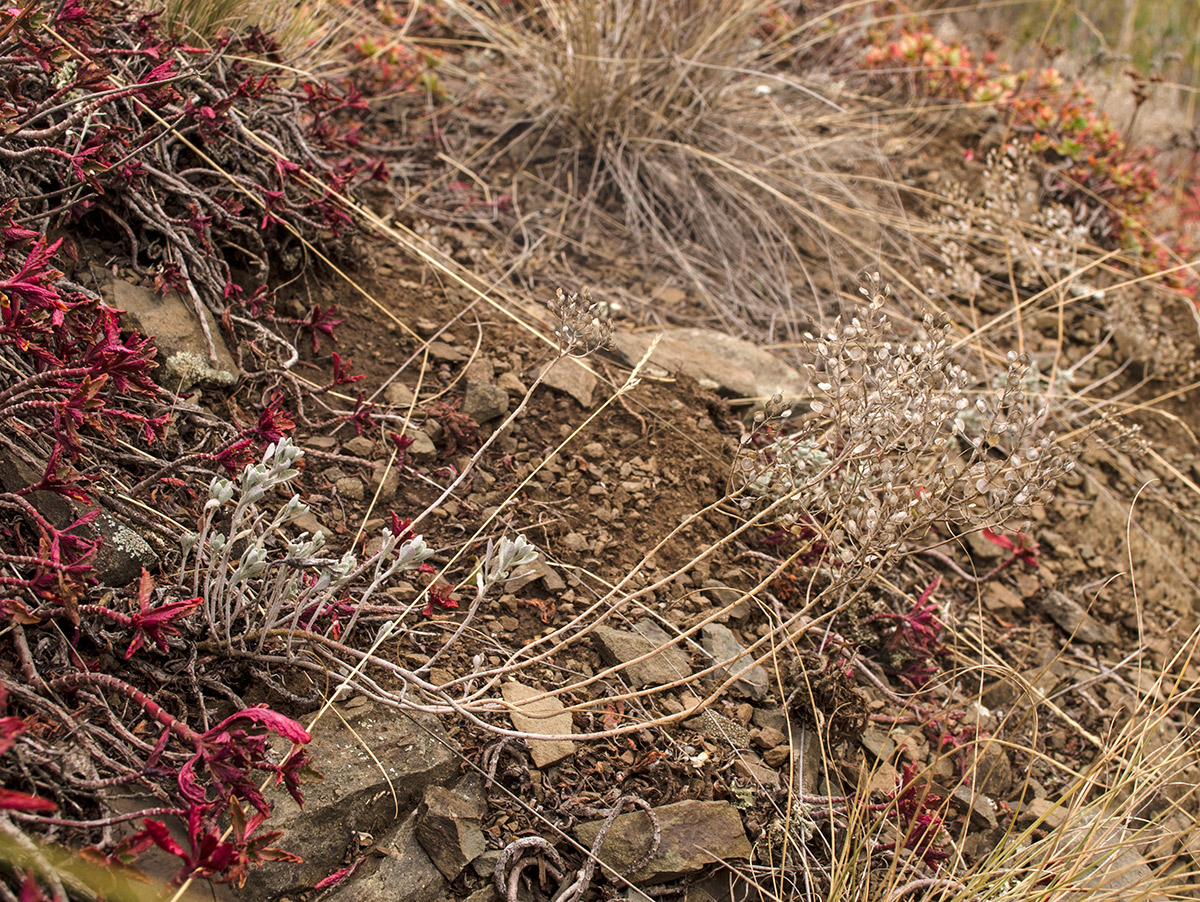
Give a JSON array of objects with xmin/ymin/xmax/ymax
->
[
  {"xmin": 731, "ymin": 272, "xmax": 1076, "ymax": 560},
  {"xmin": 549, "ymin": 286, "xmax": 613, "ymax": 357}
]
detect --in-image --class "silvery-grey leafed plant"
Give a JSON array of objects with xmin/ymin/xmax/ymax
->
[
  {"xmin": 477, "ymin": 534, "xmax": 539, "ymax": 591},
  {"xmin": 180, "ymin": 438, "xmax": 435, "ymax": 654},
  {"xmin": 417, "ymin": 534, "xmax": 539, "ymax": 678},
  {"xmin": 733, "ymin": 272, "xmax": 1076, "ymax": 558},
  {"xmin": 735, "ymin": 394, "xmax": 832, "ymax": 503}
]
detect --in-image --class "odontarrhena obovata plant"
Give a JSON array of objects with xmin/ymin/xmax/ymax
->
[{"xmin": 733, "ymin": 272, "xmax": 1077, "ymax": 561}]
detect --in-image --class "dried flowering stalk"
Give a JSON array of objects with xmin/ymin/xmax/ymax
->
[
  {"xmin": 733, "ymin": 272, "xmax": 1077, "ymax": 558},
  {"xmin": 549, "ymin": 286, "xmax": 614, "ymax": 357}
]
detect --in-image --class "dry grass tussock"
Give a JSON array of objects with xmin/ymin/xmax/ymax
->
[{"xmin": 444, "ymin": 0, "xmax": 911, "ymax": 340}]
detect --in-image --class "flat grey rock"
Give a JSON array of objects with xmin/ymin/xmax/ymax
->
[
  {"xmin": 463, "ymin": 380, "xmax": 509, "ymax": 423},
  {"xmin": 426, "ymin": 340, "xmax": 465, "ymax": 363},
  {"xmin": 105, "ymin": 276, "xmax": 238, "ymax": 391},
  {"xmin": 860, "ymin": 728, "xmax": 896, "ymax": 762},
  {"xmin": 406, "ymin": 429, "xmax": 438, "ymax": 460},
  {"xmin": 343, "ymin": 436, "xmax": 374, "ymax": 457},
  {"xmin": 92, "ymin": 511, "xmax": 159, "ymax": 587},
  {"xmin": 700, "ymin": 580, "xmax": 743, "ymax": 607},
  {"xmin": 368, "ymin": 461, "xmax": 400, "ymax": 502},
  {"xmin": 505, "ymin": 556, "xmax": 565, "ymax": 592},
  {"xmin": 950, "ymin": 784, "xmax": 998, "ymax": 830},
  {"xmin": 610, "ymin": 329, "xmax": 808, "ymax": 403},
  {"xmin": 790, "ymin": 724, "xmax": 822, "ymax": 796},
  {"xmin": 1040, "ymin": 591, "xmax": 1119, "ymax": 645},
  {"xmin": 1018, "ymin": 797, "xmax": 1068, "ymax": 830},
  {"xmin": 291, "ymin": 510, "xmax": 328, "ymax": 539},
  {"xmin": 0, "ymin": 450, "xmax": 156, "ymax": 588},
  {"xmin": 238, "ymin": 705, "xmax": 459, "ymax": 900},
  {"xmin": 700, "ymin": 624, "xmax": 769, "ymax": 699},
  {"xmin": 575, "ymin": 800, "xmax": 752, "ymax": 885},
  {"xmin": 326, "ymin": 812, "xmax": 447, "ymax": 902},
  {"xmin": 967, "ymin": 742, "xmax": 1013, "ymax": 798},
  {"xmin": 415, "ymin": 780, "xmax": 486, "ymax": 880},
  {"xmin": 500, "ymin": 680, "xmax": 575, "ymax": 767},
  {"xmin": 539, "ymin": 357, "xmax": 597, "ymax": 406},
  {"xmin": 497, "ymin": 371, "xmax": 527, "ymax": 395},
  {"xmin": 592, "ymin": 621, "xmax": 693, "ymax": 688},
  {"xmin": 383, "ymin": 381, "xmax": 414, "ymax": 407},
  {"xmin": 731, "ymin": 750, "xmax": 780, "ymax": 789}
]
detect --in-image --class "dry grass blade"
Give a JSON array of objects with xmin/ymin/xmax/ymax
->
[{"xmin": 749, "ymin": 640, "xmax": 1200, "ymax": 902}]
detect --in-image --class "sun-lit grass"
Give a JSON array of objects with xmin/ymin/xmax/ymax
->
[
  {"xmin": 738, "ymin": 618, "xmax": 1200, "ymax": 902},
  {"xmin": 151, "ymin": 0, "xmax": 340, "ymax": 61}
]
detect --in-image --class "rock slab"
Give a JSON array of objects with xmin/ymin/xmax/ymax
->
[
  {"xmin": 501, "ymin": 680, "xmax": 575, "ymax": 767},
  {"xmin": 1040, "ymin": 591, "xmax": 1119, "ymax": 646},
  {"xmin": 325, "ymin": 812, "xmax": 447, "ymax": 902},
  {"xmin": 684, "ymin": 867, "xmax": 760, "ymax": 902},
  {"xmin": 463, "ymin": 380, "xmax": 509, "ymax": 423},
  {"xmin": 575, "ymin": 800, "xmax": 752, "ymax": 885},
  {"xmin": 950, "ymin": 784, "xmax": 998, "ymax": 830},
  {"xmin": 106, "ymin": 276, "xmax": 238, "ymax": 391},
  {"xmin": 967, "ymin": 742, "xmax": 1013, "ymax": 798},
  {"xmin": 593, "ymin": 621, "xmax": 694, "ymax": 688},
  {"xmin": 237, "ymin": 705, "xmax": 459, "ymax": 900},
  {"xmin": 505, "ymin": 556, "xmax": 565, "ymax": 592},
  {"xmin": 415, "ymin": 780, "xmax": 486, "ymax": 880},
  {"xmin": 1019, "ymin": 797, "xmax": 1068, "ymax": 830},
  {"xmin": 539, "ymin": 357, "xmax": 597, "ymax": 407},
  {"xmin": 610, "ymin": 329, "xmax": 808, "ymax": 402},
  {"xmin": 92, "ymin": 511, "xmax": 159, "ymax": 587},
  {"xmin": 700, "ymin": 624, "xmax": 769, "ymax": 699},
  {"xmin": 0, "ymin": 450, "xmax": 156, "ymax": 588},
  {"xmin": 406, "ymin": 429, "xmax": 438, "ymax": 460}
]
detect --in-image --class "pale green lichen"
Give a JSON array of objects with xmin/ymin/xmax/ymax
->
[{"xmin": 165, "ymin": 351, "xmax": 237, "ymax": 391}]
